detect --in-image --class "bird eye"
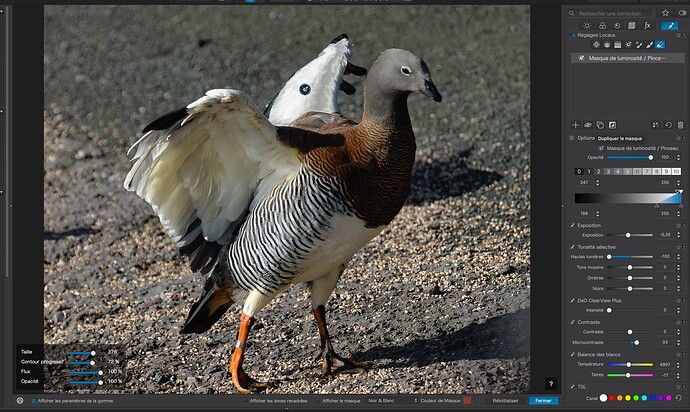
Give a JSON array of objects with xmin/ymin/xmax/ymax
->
[{"xmin": 401, "ymin": 66, "xmax": 412, "ymax": 75}]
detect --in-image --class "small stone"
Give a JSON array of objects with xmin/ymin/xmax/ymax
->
[
  {"xmin": 186, "ymin": 376, "xmax": 198, "ymax": 388},
  {"xmin": 52, "ymin": 311, "xmax": 64, "ymax": 324},
  {"xmin": 428, "ymin": 284, "xmax": 442, "ymax": 295},
  {"xmin": 157, "ymin": 374, "xmax": 173, "ymax": 384},
  {"xmin": 74, "ymin": 148, "xmax": 103, "ymax": 160}
]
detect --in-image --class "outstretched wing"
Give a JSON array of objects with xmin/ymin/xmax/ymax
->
[
  {"xmin": 124, "ymin": 89, "xmax": 302, "ymax": 275},
  {"xmin": 264, "ymin": 34, "xmax": 366, "ymax": 126}
]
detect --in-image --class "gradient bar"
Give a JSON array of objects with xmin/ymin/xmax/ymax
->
[{"xmin": 575, "ymin": 193, "xmax": 682, "ymax": 204}]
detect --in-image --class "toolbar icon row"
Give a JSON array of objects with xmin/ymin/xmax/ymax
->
[
  {"xmin": 591, "ymin": 40, "xmax": 665, "ymax": 49},
  {"xmin": 581, "ymin": 20, "xmax": 656, "ymax": 30},
  {"xmin": 651, "ymin": 120, "xmax": 685, "ymax": 130},
  {"xmin": 571, "ymin": 120, "xmax": 617, "ymax": 130}
]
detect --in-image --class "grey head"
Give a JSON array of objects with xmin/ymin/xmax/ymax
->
[{"xmin": 365, "ymin": 48, "xmax": 442, "ymax": 104}]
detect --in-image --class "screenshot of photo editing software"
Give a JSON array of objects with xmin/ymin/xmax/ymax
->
[{"xmin": 0, "ymin": 0, "xmax": 688, "ymax": 410}]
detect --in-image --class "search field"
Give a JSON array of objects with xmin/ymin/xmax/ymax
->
[{"xmin": 567, "ymin": 9, "xmax": 654, "ymax": 18}]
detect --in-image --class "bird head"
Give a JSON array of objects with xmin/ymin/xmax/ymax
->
[{"xmin": 366, "ymin": 48, "xmax": 442, "ymax": 103}]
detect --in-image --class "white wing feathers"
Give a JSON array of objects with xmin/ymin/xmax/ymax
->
[
  {"xmin": 124, "ymin": 36, "xmax": 364, "ymax": 275},
  {"xmin": 265, "ymin": 35, "xmax": 351, "ymax": 126},
  {"xmin": 124, "ymin": 89, "xmax": 301, "ymax": 274}
]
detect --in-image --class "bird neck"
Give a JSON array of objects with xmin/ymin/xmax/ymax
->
[
  {"xmin": 341, "ymin": 90, "xmax": 416, "ymax": 228},
  {"xmin": 357, "ymin": 89, "xmax": 415, "ymax": 166},
  {"xmin": 362, "ymin": 87, "xmax": 413, "ymax": 129},
  {"xmin": 342, "ymin": 100, "xmax": 414, "ymax": 177}
]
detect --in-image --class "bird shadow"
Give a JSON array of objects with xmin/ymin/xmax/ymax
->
[
  {"xmin": 407, "ymin": 147, "xmax": 502, "ymax": 205},
  {"xmin": 353, "ymin": 309, "xmax": 530, "ymax": 368},
  {"xmin": 44, "ymin": 227, "xmax": 98, "ymax": 241}
]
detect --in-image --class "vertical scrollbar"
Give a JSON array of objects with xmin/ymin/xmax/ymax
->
[{"xmin": 0, "ymin": 5, "xmax": 7, "ymax": 409}]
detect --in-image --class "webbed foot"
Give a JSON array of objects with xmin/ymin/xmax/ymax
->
[
  {"xmin": 321, "ymin": 352, "xmax": 364, "ymax": 379},
  {"xmin": 231, "ymin": 364, "xmax": 273, "ymax": 394}
]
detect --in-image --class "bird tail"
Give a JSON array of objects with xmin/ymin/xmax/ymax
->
[{"xmin": 181, "ymin": 277, "xmax": 234, "ymax": 334}]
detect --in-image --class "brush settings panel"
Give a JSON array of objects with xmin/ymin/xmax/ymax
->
[{"xmin": 563, "ymin": 4, "xmax": 689, "ymax": 409}]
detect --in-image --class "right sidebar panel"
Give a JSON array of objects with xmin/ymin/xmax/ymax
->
[{"xmin": 563, "ymin": 4, "xmax": 689, "ymax": 409}]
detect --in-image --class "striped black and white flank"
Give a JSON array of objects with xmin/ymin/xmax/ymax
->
[{"xmin": 225, "ymin": 168, "xmax": 354, "ymax": 296}]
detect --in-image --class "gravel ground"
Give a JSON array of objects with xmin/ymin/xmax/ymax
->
[{"xmin": 43, "ymin": 5, "xmax": 531, "ymax": 394}]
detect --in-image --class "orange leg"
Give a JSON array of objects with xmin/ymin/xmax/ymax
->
[
  {"xmin": 312, "ymin": 305, "xmax": 363, "ymax": 379},
  {"xmin": 229, "ymin": 312, "xmax": 272, "ymax": 393}
]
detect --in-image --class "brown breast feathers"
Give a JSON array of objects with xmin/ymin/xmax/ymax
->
[{"xmin": 281, "ymin": 113, "xmax": 416, "ymax": 228}]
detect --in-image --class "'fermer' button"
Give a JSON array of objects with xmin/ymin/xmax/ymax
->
[{"xmin": 528, "ymin": 396, "xmax": 560, "ymax": 406}]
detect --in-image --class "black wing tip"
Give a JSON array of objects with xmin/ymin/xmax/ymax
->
[
  {"xmin": 179, "ymin": 217, "xmax": 240, "ymax": 275},
  {"xmin": 330, "ymin": 33, "xmax": 349, "ymax": 44},
  {"xmin": 339, "ymin": 80, "xmax": 356, "ymax": 95},
  {"xmin": 181, "ymin": 322, "xmax": 206, "ymax": 334},
  {"xmin": 181, "ymin": 310, "xmax": 228, "ymax": 334},
  {"xmin": 142, "ymin": 106, "xmax": 188, "ymax": 134},
  {"xmin": 181, "ymin": 305, "xmax": 223, "ymax": 334},
  {"xmin": 181, "ymin": 283, "xmax": 232, "ymax": 334},
  {"xmin": 345, "ymin": 62, "xmax": 367, "ymax": 77},
  {"xmin": 187, "ymin": 241, "xmax": 222, "ymax": 275}
]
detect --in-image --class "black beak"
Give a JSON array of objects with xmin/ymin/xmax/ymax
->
[{"xmin": 422, "ymin": 80, "xmax": 442, "ymax": 102}]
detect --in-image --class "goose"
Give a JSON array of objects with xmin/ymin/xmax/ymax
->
[{"xmin": 124, "ymin": 48, "xmax": 441, "ymax": 393}]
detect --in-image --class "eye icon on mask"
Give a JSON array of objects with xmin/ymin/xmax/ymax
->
[{"xmin": 299, "ymin": 84, "xmax": 311, "ymax": 96}]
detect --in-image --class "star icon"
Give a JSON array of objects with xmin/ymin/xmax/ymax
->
[{"xmin": 662, "ymin": 9, "xmax": 670, "ymax": 17}]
